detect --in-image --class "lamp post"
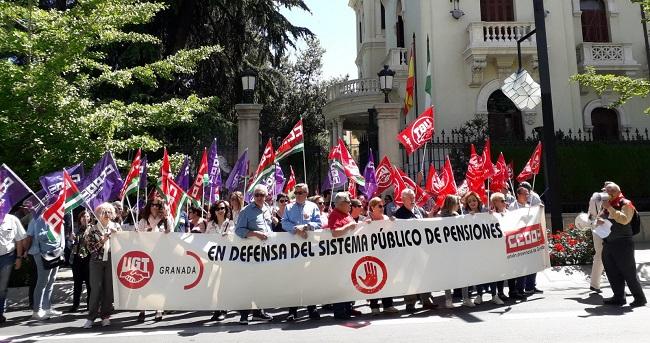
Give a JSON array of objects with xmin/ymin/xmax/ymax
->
[
  {"xmin": 533, "ymin": 0, "xmax": 562, "ymax": 232},
  {"xmin": 377, "ymin": 65, "xmax": 395, "ymax": 103},
  {"xmin": 241, "ymin": 67, "xmax": 258, "ymax": 104}
]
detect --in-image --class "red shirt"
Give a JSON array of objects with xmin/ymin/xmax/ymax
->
[{"xmin": 326, "ymin": 208, "xmax": 353, "ymax": 230}]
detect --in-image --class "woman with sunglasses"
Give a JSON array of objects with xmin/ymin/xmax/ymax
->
[
  {"xmin": 366, "ymin": 197, "xmax": 399, "ymax": 315},
  {"xmin": 207, "ymin": 200, "xmax": 233, "ymax": 236},
  {"xmin": 272, "ymin": 193, "xmax": 289, "ymax": 232},
  {"xmin": 310, "ymin": 195, "xmax": 328, "ymax": 228},
  {"xmin": 188, "ymin": 206, "xmax": 207, "ymax": 233},
  {"xmin": 229, "ymin": 191, "xmax": 244, "ymax": 224},
  {"xmin": 135, "ymin": 197, "xmax": 172, "ymax": 322}
]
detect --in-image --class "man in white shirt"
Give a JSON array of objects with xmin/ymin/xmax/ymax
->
[{"xmin": 0, "ymin": 214, "xmax": 27, "ymax": 323}]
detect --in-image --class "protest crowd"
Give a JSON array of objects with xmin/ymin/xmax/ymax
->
[{"xmin": 1, "ymin": 118, "xmax": 646, "ymax": 328}]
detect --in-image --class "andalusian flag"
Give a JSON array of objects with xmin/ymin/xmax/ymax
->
[
  {"xmin": 119, "ymin": 148, "xmax": 142, "ymax": 201},
  {"xmin": 275, "ymin": 119, "xmax": 304, "ymax": 162},
  {"xmin": 403, "ymin": 44, "xmax": 415, "ymax": 116},
  {"xmin": 247, "ymin": 139, "xmax": 276, "ymax": 193},
  {"xmin": 163, "ymin": 178, "xmax": 189, "ymax": 228},
  {"xmin": 42, "ymin": 170, "xmax": 82, "ymax": 242},
  {"xmin": 188, "ymin": 148, "xmax": 208, "ymax": 204},
  {"xmin": 424, "ymin": 35, "xmax": 432, "ymax": 108}
]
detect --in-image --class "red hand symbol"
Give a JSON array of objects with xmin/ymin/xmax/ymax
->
[{"xmin": 358, "ymin": 262, "xmax": 378, "ymax": 287}]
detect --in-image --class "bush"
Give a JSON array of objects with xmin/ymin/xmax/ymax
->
[{"xmin": 548, "ymin": 224, "xmax": 595, "ymax": 266}]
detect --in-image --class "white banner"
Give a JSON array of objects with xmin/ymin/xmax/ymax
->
[{"xmin": 111, "ymin": 206, "xmax": 550, "ymax": 310}]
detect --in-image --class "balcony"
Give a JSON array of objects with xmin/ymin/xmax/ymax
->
[
  {"xmin": 326, "ymin": 78, "xmax": 381, "ymax": 102},
  {"xmin": 577, "ymin": 42, "xmax": 640, "ymax": 74},
  {"xmin": 382, "ymin": 48, "xmax": 408, "ymax": 72},
  {"xmin": 324, "ymin": 78, "xmax": 384, "ymax": 121}
]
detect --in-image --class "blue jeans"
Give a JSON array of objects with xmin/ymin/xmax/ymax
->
[
  {"xmin": 0, "ymin": 259, "xmax": 15, "ymax": 314},
  {"xmin": 33, "ymin": 255, "xmax": 59, "ymax": 312}
]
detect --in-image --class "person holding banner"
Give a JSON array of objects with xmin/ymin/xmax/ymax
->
[
  {"xmin": 0, "ymin": 214, "xmax": 27, "ymax": 324},
  {"xmin": 229, "ymin": 191, "xmax": 245, "ymax": 224},
  {"xmin": 187, "ymin": 207, "xmax": 207, "ymax": 233},
  {"xmin": 68, "ymin": 210, "xmax": 92, "ymax": 313},
  {"xmin": 490, "ymin": 192, "xmax": 510, "ymax": 301},
  {"xmin": 207, "ymin": 200, "xmax": 234, "ymax": 236},
  {"xmin": 395, "ymin": 188, "xmax": 436, "ymax": 312},
  {"xmin": 83, "ymin": 203, "xmax": 121, "ymax": 329},
  {"xmin": 235, "ymin": 184, "xmax": 274, "ymax": 324},
  {"xmin": 281, "ymin": 183, "xmax": 322, "ymax": 321},
  {"xmin": 25, "ymin": 217, "xmax": 63, "ymax": 320},
  {"xmin": 272, "ymin": 193, "xmax": 289, "ymax": 232},
  {"xmin": 519, "ymin": 181, "xmax": 542, "ymax": 207},
  {"xmin": 136, "ymin": 197, "xmax": 172, "ymax": 322},
  {"xmin": 310, "ymin": 195, "xmax": 328, "ymax": 228},
  {"xmin": 506, "ymin": 187, "xmax": 531, "ymax": 301},
  {"xmin": 366, "ymin": 197, "xmax": 399, "ymax": 315}
]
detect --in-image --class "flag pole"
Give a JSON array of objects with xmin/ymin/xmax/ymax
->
[
  {"xmin": 301, "ymin": 114, "xmax": 308, "ymax": 184},
  {"xmin": 124, "ymin": 194, "xmax": 138, "ymax": 226},
  {"xmin": 532, "ymin": 174, "xmax": 536, "ymax": 192}
]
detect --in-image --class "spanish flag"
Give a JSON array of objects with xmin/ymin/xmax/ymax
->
[{"xmin": 403, "ymin": 45, "xmax": 415, "ymax": 116}]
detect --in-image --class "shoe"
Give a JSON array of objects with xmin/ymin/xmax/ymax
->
[
  {"xmin": 101, "ymin": 318, "xmax": 110, "ymax": 327},
  {"xmin": 32, "ymin": 310, "xmax": 49, "ymax": 320},
  {"xmin": 491, "ymin": 295, "xmax": 504, "ymax": 305},
  {"xmin": 474, "ymin": 295, "xmax": 483, "ymax": 305},
  {"xmin": 445, "ymin": 299, "xmax": 454, "ymax": 309},
  {"xmin": 462, "ymin": 298, "xmax": 475, "ymax": 307},
  {"xmin": 371, "ymin": 308, "xmax": 380, "ymax": 316},
  {"xmin": 154, "ymin": 311, "xmax": 163, "ymax": 321},
  {"xmin": 509, "ymin": 293, "xmax": 526, "ymax": 301},
  {"xmin": 0, "ymin": 315, "xmax": 6, "ymax": 324},
  {"xmin": 252, "ymin": 312, "xmax": 273, "ymax": 321},
  {"xmin": 603, "ymin": 297, "xmax": 626, "ymax": 306},
  {"xmin": 238, "ymin": 316, "xmax": 249, "ymax": 325},
  {"xmin": 533, "ymin": 288, "xmax": 544, "ymax": 294},
  {"xmin": 348, "ymin": 309, "xmax": 362, "ymax": 316},
  {"xmin": 405, "ymin": 303, "xmax": 416, "ymax": 313},
  {"xmin": 285, "ymin": 313, "xmax": 295, "ymax": 322},
  {"xmin": 629, "ymin": 299, "xmax": 647, "ymax": 307},
  {"xmin": 383, "ymin": 306, "xmax": 399, "ymax": 314},
  {"xmin": 308, "ymin": 310, "xmax": 321, "ymax": 320},
  {"xmin": 590, "ymin": 286, "xmax": 602, "ymax": 294},
  {"xmin": 46, "ymin": 309, "xmax": 62, "ymax": 317},
  {"xmin": 498, "ymin": 293, "xmax": 509, "ymax": 301},
  {"xmin": 82, "ymin": 319, "xmax": 94, "ymax": 329},
  {"xmin": 67, "ymin": 305, "xmax": 79, "ymax": 313},
  {"xmin": 211, "ymin": 311, "xmax": 226, "ymax": 321},
  {"xmin": 333, "ymin": 313, "xmax": 351, "ymax": 320},
  {"xmin": 137, "ymin": 312, "xmax": 145, "ymax": 323}
]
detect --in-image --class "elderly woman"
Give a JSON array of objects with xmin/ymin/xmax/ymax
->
[{"xmin": 83, "ymin": 203, "xmax": 121, "ymax": 329}]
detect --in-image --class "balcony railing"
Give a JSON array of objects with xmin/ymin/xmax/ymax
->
[
  {"xmin": 467, "ymin": 21, "xmax": 536, "ymax": 49},
  {"xmin": 326, "ymin": 78, "xmax": 381, "ymax": 102},
  {"xmin": 382, "ymin": 47, "xmax": 408, "ymax": 71},
  {"xmin": 577, "ymin": 42, "xmax": 640, "ymax": 71}
]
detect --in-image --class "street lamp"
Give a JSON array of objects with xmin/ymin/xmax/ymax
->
[
  {"xmin": 377, "ymin": 65, "xmax": 395, "ymax": 103},
  {"xmin": 241, "ymin": 67, "xmax": 258, "ymax": 103}
]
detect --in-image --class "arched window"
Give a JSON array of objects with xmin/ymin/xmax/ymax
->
[
  {"xmin": 487, "ymin": 90, "xmax": 524, "ymax": 140},
  {"xmin": 581, "ymin": 0, "xmax": 610, "ymax": 42},
  {"xmin": 480, "ymin": 0, "xmax": 514, "ymax": 22},
  {"xmin": 591, "ymin": 107, "xmax": 619, "ymax": 140},
  {"xmin": 396, "ymin": 16, "xmax": 405, "ymax": 48}
]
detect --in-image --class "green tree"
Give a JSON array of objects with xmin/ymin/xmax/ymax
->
[{"xmin": 0, "ymin": 0, "xmax": 220, "ymax": 183}]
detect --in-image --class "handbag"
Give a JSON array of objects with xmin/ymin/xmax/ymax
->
[{"xmin": 41, "ymin": 247, "xmax": 65, "ymax": 270}]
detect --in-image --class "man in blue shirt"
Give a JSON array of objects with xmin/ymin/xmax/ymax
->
[
  {"xmin": 234, "ymin": 184, "xmax": 274, "ymax": 324},
  {"xmin": 281, "ymin": 183, "xmax": 321, "ymax": 321}
]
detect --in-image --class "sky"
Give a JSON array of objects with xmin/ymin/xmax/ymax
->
[{"xmin": 281, "ymin": 0, "xmax": 358, "ymax": 80}]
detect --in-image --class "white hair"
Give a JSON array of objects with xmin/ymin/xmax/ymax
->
[
  {"xmin": 401, "ymin": 188, "xmax": 415, "ymax": 199},
  {"xmin": 605, "ymin": 182, "xmax": 621, "ymax": 193},
  {"xmin": 334, "ymin": 192, "xmax": 351, "ymax": 205},
  {"xmin": 253, "ymin": 184, "xmax": 268, "ymax": 195}
]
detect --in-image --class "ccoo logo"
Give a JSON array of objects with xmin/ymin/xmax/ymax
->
[{"xmin": 117, "ymin": 251, "xmax": 154, "ymax": 289}]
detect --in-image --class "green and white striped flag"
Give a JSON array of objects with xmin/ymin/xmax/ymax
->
[{"xmin": 424, "ymin": 35, "xmax": 432, "ymax": 108}]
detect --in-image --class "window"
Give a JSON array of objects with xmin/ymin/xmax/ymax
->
[
  {"xmin": 480, "ymin": 0, "xmax": 515, "ymax": 22},
  {"xmin": 380, "ymin": 4, "xmax": 386, "ymax": 30},
  {"xmin": 359, "ymin": 21, "xmax": 363, "ymax": 43},
  {"xmin": 487, "ymin": 90, "xmax": 524, "ymax": 140},
  {"xmin": 581, "ymin": 0, "xmax": 610, "ymax": 42},
  {"xmin": 591, "ymin": 107, "xmax": 619, "ymax": 140},
  {"xmin": 396, "ymin": 16, "xmax": 405, "ymax": 48}
]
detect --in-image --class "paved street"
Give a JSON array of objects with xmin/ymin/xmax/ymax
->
[{"xmin": 1, "ymin": 244, "xmax": 648, "ymax": 343}]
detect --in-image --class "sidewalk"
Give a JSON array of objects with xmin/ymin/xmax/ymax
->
[{"xmin": 7, "ymin": 244, "xmax": 650, "ymax": 311}]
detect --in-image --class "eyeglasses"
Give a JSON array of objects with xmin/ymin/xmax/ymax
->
[
  {"xmin": 317, "ymin": 202, "xmax": 324, "ymax": 205},
  {"xmin": 254, "ymin": 193, "xmax": 266, "ymax": 198},
  {"xmin": 152, "ymin": 203, "xmax": 163, "ymax": 208},
  {"xmin": 351, "ymin": 204, "xmax": 362, "ymax": 208},
  {"xmin": 216, "ymin": 207, "xmax": 226, "ymax": 211},
  {"xmin": 279, "ymin": 199, "xmax": 288, "ymax": 203},
  {"xmin": 294, "ymin": 191, "xmax": 306, "ymax": 195}
]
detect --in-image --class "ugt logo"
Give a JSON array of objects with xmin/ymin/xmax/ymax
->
[
  {"xmin": 117, "ymin": 251, "xmax": 154, "ymax": 289},
  {"xmin": 411, "ymin": 116, "xmax": 433, "ymax": 145},
  {"xmin": 351, "ymin": 256, "xmax": 388, "ymax": 294}
]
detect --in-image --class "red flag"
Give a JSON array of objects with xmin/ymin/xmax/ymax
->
[
  {"xmin": 42, "ymin": 170, "xmax": 82, "ymax": 241},
  {"xmin": 119, "ymin": 148, "xmax": 142, "ymax": 201},
  {"xmin": 328, "ymin": 144, "xmax": 341, "ymax": 160},
  {"xmin": 516, "ymin": 142, "xmax": 543, "ymax": 182},
  {"xmin": 348, "ymin": 181, "xmax": 357, "ymax": 199},
  {"xmin": 391, "ymin": 165, "xmax": 408, "ymax": 205},
  {"xmin": 394, "ymin": 168, "xmax": 430, "ymax": 207},
  {"xmin": 284, "ymin": 166, "xmax": 296, "ymax": 194},
  {"xmin": 490, "ymin": 153, "xmax": 509, "ymax": 193},
  {"xmin": 161, "ymin": 147, "xmax": 171, "ymax": 195},
  {"xmin": 337, "ymin": 138, "xmax": 365, "ymax": 186},
  {"xmin": 466, "ymin": 144, "xmax": 487, "ymax": 203},
  {"xmin": 247, "ymin": 139, "xmax": 276, "ymax": 193},
  {"xmin": 375, "ymin": 156, "xmax": 393, "ymax": 195},
  {"xmin": 432, "ymin": 156, "xmax": 458, "ymax": 207},
  {"xmin": 276, "ymin": 119, "xmax": 304, "ymax": 162},
  {"xmin": 482, "ymin": 138, "xmax": 495, "ymax": 180},
  {"xmin": 397, "ymin": 106, "xmax": 435, "ymax": 155},
  {"xmin": 188, "ymin": 148, "xmax": 208, "ymax": 202},
  {"xmin": 403, "ymin": 45, "xmax": 415, "ymax": 115},
  {"xmin": 425, "ymin": 163, "xmax": 437, "ymax": 194}
]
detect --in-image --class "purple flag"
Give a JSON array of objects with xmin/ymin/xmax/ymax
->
[
  {"xmin": 79, "ymin": 151, "xmax": 124, "ymax": 210},
  {"xmin": 274, "ymin": 163, "xmax": 285, "ymax": 196},
  {"xmin": 207, "ymin": 139, "xmax": 222, "ymax": 202},
  {"xmin": 139, "ymin": 155, "xmax": 148, "ymax": 190},
  {"xmin": 225, "ymin": 149, "xmax": 248, "ymax": 192},
  {"xmin": 0, "ymin": 164, "xmax": 33, "ymax": 223},
  {"xmin": 361, "ymin": 150, "xmax": 378, "ymax": 199},
  {"xmin": 321, "ymin": 161, "xmax": 347, "ymax": 191},
  {"xmin": 39, "ymin": 162, "xmax": 85, "ymax": 202},
  {"xmin": 23, "ymin": 188, "xmax": 48, "ymax": 215},
  {"xmin": 175, "ymin": 155, "xmax": 190, "ymax": 192}
]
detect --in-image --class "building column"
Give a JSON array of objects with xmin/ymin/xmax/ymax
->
[
  {"xmin": 236, "ymin": 104, "xmax": 263, "ymax": 172},
  {"xmin": 384, "ymin": 0, "xmax": 398, "ymax": 53},
  {"xmin": 374, "ymin": 103, "xmax": 402, "ymax": 167}
]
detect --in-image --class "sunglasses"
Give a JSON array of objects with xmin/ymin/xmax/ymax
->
[
  {"xmin": 317, "ymin": 202, "xmax": 324, "ymax": 205},
  {"xmin": 279, "ymin": 199, "xmax": 288, "ymax": 203},
  {"xmin": 254, "ymin": 193, "xmax": 266, "ymax": 198},
  {"xmin": 351, "ymin": 204, "xmax": 362, "ymax": 208},
  {"xmin": 152, "ymin": 203, "xmax": 163, "ymax": 208},
  {"xmin": 375, "ymin": 204, "xmax": 384, "ymax": 208},
  {"xmin": 216, "ymin": 207, "xmax": 226, "ymax": 211},
  {"xmin": 294, "ymin": 191, "xmax": 306, "ymax": 195}
]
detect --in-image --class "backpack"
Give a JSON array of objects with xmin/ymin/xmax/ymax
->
[{"xmin": 630, "ymin": 209, "xmax": 641, "ymax": 235}]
